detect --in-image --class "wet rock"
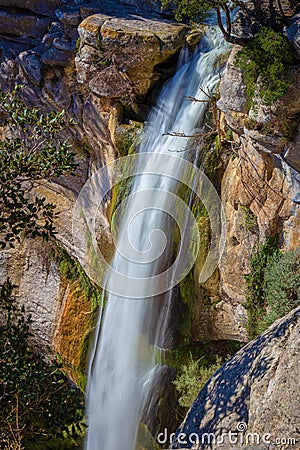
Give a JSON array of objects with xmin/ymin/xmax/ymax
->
[
  {"xmin": 52, "ymin": 38, "xmax": 75, "ymax": 52},
  {"xmin": 0, "ymin": 239, "xmax": 62, "ymax": 354},
  {"xmin": 0, "ymin": 10, "xmax": 51, "ymax": 40},
  {"xmin": 118, "ymin": 0, "xmax": 161, "ymax": 13},
  {"xmin": 173, "ymin": 306, "xmax": 300, "ymax": 450},
  {"xmin": 286, "ymin": 12, "xmax": 300, "ymax": 58},
  {"xmin": 283, "ymin": 125, "xmax": 300, "ymax": 173},
  {"xmin": 42, "ymin": 21, "xmax": 64, "ymax": 46}
]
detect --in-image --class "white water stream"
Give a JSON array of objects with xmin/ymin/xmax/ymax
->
[{"xmin": 85, "ymin": 24, "xmax": 228, "ymax": 450}]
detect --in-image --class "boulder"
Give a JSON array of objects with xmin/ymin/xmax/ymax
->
[
  {"xmin": 118, "ymin": 0, "xmax": 162, "ymax": 13},
  {"xmin": 172, "ymin": 306, "xmax": 300, "ymax": 450},
  {"xmin": 55, "ymin": 6, "xmax": 82, "ymax": 28},
  {"xmin": 76, "ymin": 13, "xmax": 189, "ymax": 99}
]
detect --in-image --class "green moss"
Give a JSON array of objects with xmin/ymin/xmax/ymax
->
[
  {"xmin": 58, "ymin": 248, "xmax": 102, "ymax": 310},
  {"xmin": 239, "ymin": 205, "xmax": 257, "ymax": 231},
  {"xmin": 74, "ymin": 37, "xmax": 81, "ymax": 55}
]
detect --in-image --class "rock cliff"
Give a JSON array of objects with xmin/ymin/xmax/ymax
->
[
  {"xmin": 1, "ymin": 0, "xmax": 299, "ymax": 363},
  {"xmin": 193, "ymin": 35, "xmax": 300, "ymax": 343},
  {"xmin": 172, "ymin": 306, "xmax": 300, "ymax": 450},
  {"xmin": 0, "ymin": 0, "xmax": 193, "ymax": 367},
  {"xmin": 0, "ymin": 1, "xmax": 299, "ymax": 447}
]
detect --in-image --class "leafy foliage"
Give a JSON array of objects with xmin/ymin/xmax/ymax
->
[
  {"xmin": 0, "ymin": 279, "xmax": 85, "ymax": 449},
  {"xmin": 173, "ymin": 354, "xmax": 222, "ymax": 408},
  {"xmin": 0, "ymin": 86, "xmax": 77, "ymax": 249},
  {"xmin": 236, "ymin": 28, "xmax": 294, "ymax": 105},
  {"xmin": 161, "ymin": 0, "xmax": 297, "ymax": 46},
  {"xmin": 161, "ymin": 0, "xmax": 209, "ymax": 22},
  {"xmin": 240, "ymin": 205, "xmax": 257, "ymax": 231},
  {"xmin": 261, "ymin": 249, "xmax": 300, "ymax": 330},
  {"xmin": 245, "ymin": 236, "xmax": 280, "ymax": 339},
  {"xmin": 245, "ymin": 239, "xmax": 300, "ymax": 339}
]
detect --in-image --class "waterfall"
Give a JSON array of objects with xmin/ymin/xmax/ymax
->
[{"xmin": 83, "ymin": 24, "xmax": 229, "ymax": 450}]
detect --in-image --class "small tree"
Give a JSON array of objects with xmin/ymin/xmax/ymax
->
[
  {"xmin": 173, "ymin": 354, "xmax": 222, "ymax": 408},
  {"xmin": 161, "ymin": 0, "xmax": 297, "ymax": 45},
  {"xmin": 0, "ymin": 279, "xmax": 85, "ymax": 449},
  {"xmin": 0, "ymin": 86, "xmax": 76, "ymax": 249}
]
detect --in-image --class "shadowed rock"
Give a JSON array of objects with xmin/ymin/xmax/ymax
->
[{"xmin": 172, "ymin": 306, "xmax": 300, "ymax": 449}]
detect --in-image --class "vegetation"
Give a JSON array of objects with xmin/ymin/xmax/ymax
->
[
  {"xmin": 245, "ymin": 237, "xmax": 280, "ymax": 339},
  {"xmin": 173, "ymin": 354, "xmax": 222, "ymax": 408},
  {"xmin": 240, "ymin": 205, "xmax": 257, "ymax": 231},
  {"xmin": 0, "ymin": 279, "xmax": 85, "ymax": 450},
  {"xmin": 262, "ymin": 249, "xmax": 300, "ymax": 330},
  {"xmin": 236, "ymin": 28, "xmax": 294, "ymax": 105},
  {"xmin": 59, "ymin": 248, "xmax": 102, "ymax": 311},
  {"xmin": 245, "ymin": 238, "xmax": 300, "ymax": 340},
  {"xmin": 161, "ymin": 0, "xmax": 298, "ymax": 45},
  {"xmin": 0, "ymin": 86, "xmax": 76, "ymax": 249}
]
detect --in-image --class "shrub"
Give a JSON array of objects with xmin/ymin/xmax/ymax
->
[
  {"xmin": 161, "ymin": 0, "xmax": 207, "ymax": 22},
  {"xmin": 0, "ymin": 280, "xmax": 85, "ymax": 449},
  {"xmin": 0, "ymin": 86, "xmax": 76, "ymax": 249},
  {"xmin": 262, "ymin": 249, "xmax": 300, "ymax": 323},
  {"xmin": 245, "ymin": 240, "xmax": 300, "ymax": 339},
  {"xmin": 173, "ymin": 354, "xmax": 222, "ymax": 408},
  {"xmin": 236, "ymin": 28, "xmax": 294, "ymax": 105},
  {"xmin": 245, "ymin": 236, "xmax": 280, "ymax": 340}
]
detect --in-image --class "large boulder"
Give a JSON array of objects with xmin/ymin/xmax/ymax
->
[
  {"xmin": 75, "ymin": 13, "xmax": 190, "ymax": 99},
  {"xmin": 172, "ymin": 306, "xmax": 300, "ymax": 450}
]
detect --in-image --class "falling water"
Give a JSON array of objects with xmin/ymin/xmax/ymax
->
[{"xmin": 84, "ymin": 24, "xmax": 229, "ymax": 450}]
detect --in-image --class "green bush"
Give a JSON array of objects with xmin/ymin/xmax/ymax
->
[
  {"xmin": 0, "ymin": 280, "xmax": 85, "ymax": 449},
  {"xmin": 173, "ymin": 354, "xmax": 222, "ymax": 408},
  {"xmin": 0, "ymin": 86, "xmax": 76, "ymax": 249},
  {"xmin": 236, "ymin": 28, "xmax": 294, "ymax": 105},
  {"xmin": 262, "ymin": 249, "xmax": 300, "ymax": 324},
  {"xmin": 245, "ymin": 240, "xmax": 300, "ymax": 339},
  {"xmin": 245, "ymin": 236, "xmax": 280, "ymax": 339},
  {"xmin": 161, "ymin": 0, "xmax": 207, "ymax": 22}
]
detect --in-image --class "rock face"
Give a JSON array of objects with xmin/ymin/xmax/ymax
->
[
  {"xmin": 0, "ymin": 0, "xmax": 193, "ymax": 371},
  {"xmin": 172, "ymin": 306, "xmax": 300, "ymax": 450},
  {"xmin": 0, "ymin": 239, "xmax": 62, "ymax": 355},
  {"xmin": 76, "ymin": 13, "xmax": 188, "ymax": 100},
  {"xmin": 193, "ymin": 40, "xmax": 300, "ymax": 343}
]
